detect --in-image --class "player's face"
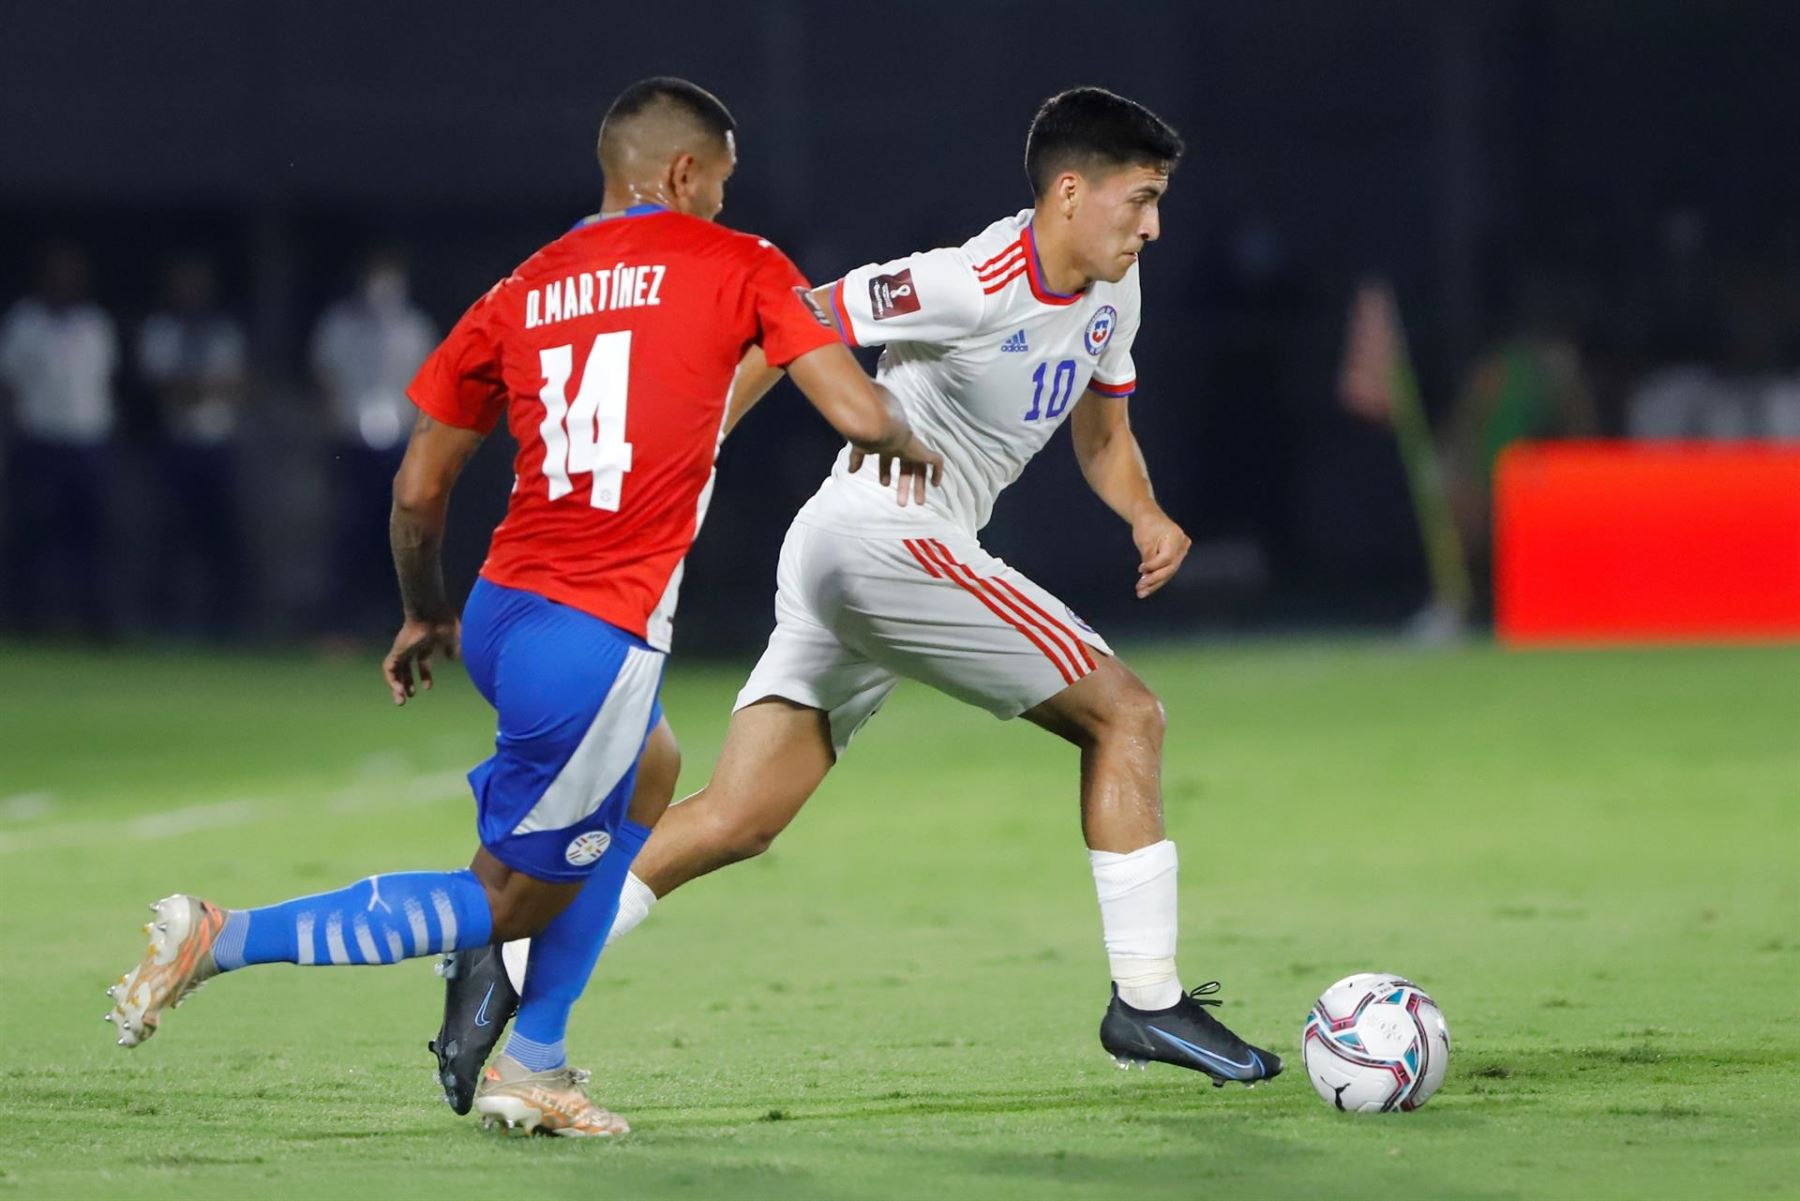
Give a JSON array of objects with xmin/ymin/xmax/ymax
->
[
  {"xmin": 1071, "ymin": 164, "xmax": 1168, "ymax": 284},
  {"xmin": 673, "ymin": 131, "xmax": 736, "ymax": 223}
]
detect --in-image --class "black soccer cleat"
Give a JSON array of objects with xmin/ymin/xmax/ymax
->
[
  {"xmin": 428, "ymin": 945, "xmax": 520, "ymax": 1114},
  {"xmin": 1100, "ymin": 981, "xmax": 1284, "ymax": 1087}
]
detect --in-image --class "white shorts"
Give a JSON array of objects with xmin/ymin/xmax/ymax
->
[{"xmin": 736, "ymin": 518, "xmax": 1113, "ymax": 756}]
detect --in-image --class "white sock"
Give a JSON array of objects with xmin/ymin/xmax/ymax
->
[
  {"xmin": 604, "ymin": 872, "xmax": 657, "ymax": 946},
  {"xmin": 501, "ymin": 874, "xmax": 656, "ymax": 990},
  {"xmin": 1090, "ymin": 839, "xmax": 1183, "ymax": 1011}
]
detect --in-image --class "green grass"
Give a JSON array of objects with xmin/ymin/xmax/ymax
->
[{"xmin": 1, "ymin": 640, "xmax": 1796, "ymax": 1199}]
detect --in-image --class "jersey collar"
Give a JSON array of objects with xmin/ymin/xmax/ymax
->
[
  {"xmin": 569, "ymin": 203, "xmax": 670, "ymax": 232},
  {"xmin": 1023, "ymin": 222, "xmax": 1084, "ymax": 306}
]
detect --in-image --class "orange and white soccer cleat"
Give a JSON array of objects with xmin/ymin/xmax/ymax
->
[
  {"xmin": 472, "ymin": 1060, "xmax": 631, "ymax": 1138},
  {"xmin": 106, "ymin": 894, "xmax": 226, "ymax": 1047}
]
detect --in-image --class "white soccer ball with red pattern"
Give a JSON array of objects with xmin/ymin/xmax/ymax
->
[{"xmin": 1302, "ymin": 973, "xmax": 1451, "ymax": 1113}]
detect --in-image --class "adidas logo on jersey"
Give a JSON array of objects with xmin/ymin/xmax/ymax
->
[{"xmin": 1000, "ymin": 330, "xmax": 1030, "ymax": 353}]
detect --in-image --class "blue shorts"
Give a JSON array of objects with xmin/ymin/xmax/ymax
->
[{"xmin": 461, "ymin": 578, "xmax": 666, "ymax": 883}]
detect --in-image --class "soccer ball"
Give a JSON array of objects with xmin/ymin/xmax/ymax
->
[{"xmin": 1302, "ymin": 973, "xmax": 1451, "ymax": 1113}]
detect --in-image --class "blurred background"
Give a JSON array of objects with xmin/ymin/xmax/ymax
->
[{"xmin": 3, "ymin": 0, "xmax": 1798, "ymax": 655}]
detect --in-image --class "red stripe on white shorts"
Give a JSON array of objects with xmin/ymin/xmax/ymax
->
[
  {"xmin": 911, "ymin": 539, "xmax": 1078, "ymax": 685},
  {"xmin": 929, "ymin": 540, "xmax": 1094, "ymax": 679},
  {"xmin": 989, "ymin": 575, "xmax": 1098, "ymax": 673},
  {"xmin": 919, "ymin": 539, "xmax": 1091, "ymax": 685},
  {"xmin": 901, "ymin": 538, "xmax": 942, "ymax": 578}
]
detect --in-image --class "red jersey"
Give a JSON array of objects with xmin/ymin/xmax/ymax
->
[{"xmin": 407, "ymin": 208, "xmax": 839, "ymax": 650}]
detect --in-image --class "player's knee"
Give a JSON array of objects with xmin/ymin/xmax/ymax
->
[
  {"xmin": 1099, "ymin": 679, "xmax": 1166, "ymax": 748},
  {"xmin": 702, "ymin": 808, "xmax": 783, "ymax": 863},
  {"xmin": 728, "ymin": 818, "xmax": 783, "ymax": 862}
]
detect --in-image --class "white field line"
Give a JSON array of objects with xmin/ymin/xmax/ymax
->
[
  {"xmin": 0, "ymin": 791, "xmax": 57, "ymax": 821},
  {"xmin": 0, "ymin": 769, "xmax": 469, "ymax": 856}
]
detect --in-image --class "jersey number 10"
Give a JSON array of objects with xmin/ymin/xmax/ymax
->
[
  {"xmin": 1025, "ymin": 359, "xmax": 1078, "ymax": 422},
  {"xmin": 537, "ymin": 332, "xmax": 635, "ymax": 510}
]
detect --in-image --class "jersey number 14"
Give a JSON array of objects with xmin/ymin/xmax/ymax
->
[{"xmin": 537, "ymin": 332, "xmax": 635, "ymax": 511}]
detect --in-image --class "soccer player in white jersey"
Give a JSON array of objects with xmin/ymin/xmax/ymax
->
[{"xmin": 439, "ymin": 87, "xmax": 1281, "ymax": 1096}]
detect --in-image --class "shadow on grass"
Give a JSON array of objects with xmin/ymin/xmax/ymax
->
[
  {"xmin": 634, "ymin": 1076, "xmax": 1490, "ymax": 1135},
  {"xmin": 761, "ymin": 1129, "xmax": 1514, "ymax": 1201},
  {"xmin": 637, "ymin": 1078, "xmax": 1249, "ymax": 1125}
]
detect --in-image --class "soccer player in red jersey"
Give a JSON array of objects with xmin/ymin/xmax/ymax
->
[{"xmin": 104, "ymin": 77, "xmax": 941, "ymax": 1137}]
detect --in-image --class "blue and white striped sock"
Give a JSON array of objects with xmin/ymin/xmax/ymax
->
[
  {"xmin": 504, "ymin": 820, "xmax": 652, "ymax": 1067},
  {"xmin": 502, "ymin": 1031, "xmax": 567, "ymax": 1073},
  {"xmin": 212, "ymin": 870, "xmax": 492, "ymax": 971}
]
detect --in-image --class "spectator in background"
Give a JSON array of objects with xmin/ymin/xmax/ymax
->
[
  {"xmin": 138, "ymin": 256, "xmax": 250, "ymax": 637},
  {"xmin": 1628, "ymin": 259, "xmax": 1800, "ymax": 442},
  {"xmin": 0, "ymin": 243, "xmax": 119, "ymax": 638},
  {"xmin": 1442, "ymin": 267, "xmax": 1598, "ymax": 580},
  {"xmin": 308, "ymin": 249, "xmax": 435, "ymax": 643}
]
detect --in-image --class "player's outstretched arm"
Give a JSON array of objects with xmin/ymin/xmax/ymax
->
[
  {"xmin": 384, "ymin": 410, "xmax": 486, "ymax": 704},
  {"xmin": 786, "ymin": 342, "xmax": 944, "ymax": 506},
  {"xmin": 724, "ymin": 284, "xmax": 838, "ymax": 438},
  {"xmin": 1071, "ymin": 390, "xmax": 1191, "ymax": 598},
  {"xmin": 724, "ymin": 344, "xmax": 784, "ymax": 438}
]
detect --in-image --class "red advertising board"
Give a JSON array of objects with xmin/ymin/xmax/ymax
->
[{"xmin": 1495, "ymin": 442, "xmax": 1800, "ymax": 645}]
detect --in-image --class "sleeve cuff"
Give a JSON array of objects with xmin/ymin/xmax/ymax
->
[
  {"xmin": 405, "ymin": 385, "xmax": 488, "ymax": 432},
  {"xmin": 1088, "ymin": 377, "xmax": 1136, "ymax": 398},
  {"xmin": 830, "ymin": 278, "xmax": 861, "ymax": 348},
  {"xmin": 762, "ymin": 324, "xmax": 842, "ymax": 371}
]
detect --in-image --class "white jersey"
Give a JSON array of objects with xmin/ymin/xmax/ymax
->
[
  {"xmin": 801, "ymin": 209, "xmax": 1141, "ymax": 536},
  {"xmin": 741, "ymin": 211, "xmax": 1144, "ymax": 750},
  {"xmin": 0, "ymin": 299, "xmax": 119, "ymax": 445}
]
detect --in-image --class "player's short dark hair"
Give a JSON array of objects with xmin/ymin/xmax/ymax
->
[
  {"xmin": 600, "ymin": 76, "xmax": 736, "ymax": 154},
  {"xmin": 1024, "ymin": 87, "xmax": 1183, "ymax": 198}
]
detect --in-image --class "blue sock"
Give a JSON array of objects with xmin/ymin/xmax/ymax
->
[
  {"xmin": 504, "ymin": 821, "xmax": 651, "ymax": 1071},
  {"xmin": 212, "ymin": 869, "xmax": 493, "ymax": 970}
]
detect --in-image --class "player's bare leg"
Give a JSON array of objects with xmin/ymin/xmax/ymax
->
[
  {"xmin": 625, "ymin": 717, "xmax": 683, "ymax": 830},
  {"xmin": 469, "ymin": 856, "xmax": 586, "ymax": 942},
  {"xmin": 626, "ymin": 698, "xmax": 834, "ymax": 899},
  {"xmin": 1024, "ymin": 654, "xmax": 1282, "ymax": 1087},
  {"xmin": 1021, "ymin": 655, "xmax": 1167, "ymax": 854},
  {"xmin": 434, "ymin": 719, "xmax": 682, "ymax": 1114}
]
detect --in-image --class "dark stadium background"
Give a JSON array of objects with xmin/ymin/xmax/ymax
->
[{"xmin": 4, "ymin": 1, "xmax": 1798, "ymax": 653}]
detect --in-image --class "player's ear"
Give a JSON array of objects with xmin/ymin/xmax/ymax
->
[
  {"xmin": 1057, "ymin": 171, "xmax": 1081, "ymax": 219},
  {"xmin": 667, "ymin": 152, "xmax": 697, "ymax": 207}
]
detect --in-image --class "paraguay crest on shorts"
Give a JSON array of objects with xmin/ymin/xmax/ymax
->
[
  {"xmin": 1084, "ymin": 305, "xmax": 1118, "ymax": 356},
  {"xmin": 564, "ymin": 829, "xmax": 612, "ymax": 866}
]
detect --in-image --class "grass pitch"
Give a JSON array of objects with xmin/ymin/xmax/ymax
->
[{"xmin": 1, "ymin": 639, "xmax": 1795, "ymax": 1200}]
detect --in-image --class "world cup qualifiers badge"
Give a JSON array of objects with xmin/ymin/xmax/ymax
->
[
  {"xmin": 1085, "ymin": 305, "xmax": 1117, "ymax": 356},
  {"xmin": 869, "ymin": 268, "xmax": 921, "ymax": 321}
]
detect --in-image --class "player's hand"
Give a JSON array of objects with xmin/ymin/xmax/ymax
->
[
  {"xmin": 383, "ymin": 617, "xmax": 461, "ymax": 706},
  {"xmin": 849, "ymin": 436, "xmax": 945, "ymax": 507},
  {"xmin": 1131, "ymin": 511, "xmax": 1191, "ymax": 599}
]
